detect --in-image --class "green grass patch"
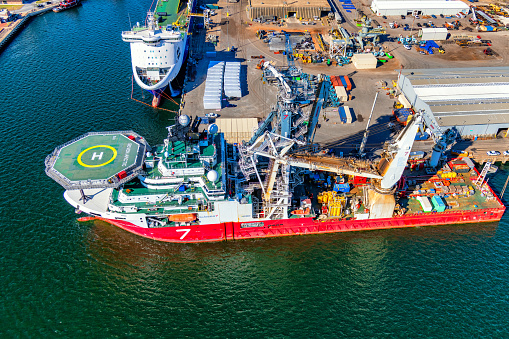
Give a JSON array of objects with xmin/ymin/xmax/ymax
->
[{"xmin": 0, "ymin": 4, "xmax": 23, "ymax": 9}]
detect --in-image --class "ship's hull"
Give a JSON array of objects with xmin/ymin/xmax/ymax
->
[
  {"xmin": 53, "ymin": 1, "xmax": 80, "ymax": 12},
  {"xmin": 131, "ymin": 0, "xmax": 196, "ymax": 100},
  {"xmin": 131, "ymin": 37, "xmax": 187, "ymax": 93},
  {"xmin": 91, "ymin": 207, "xmax": 505, "ymax": 243}
]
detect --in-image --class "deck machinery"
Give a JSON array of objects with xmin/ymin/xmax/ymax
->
[
  {"xmin": 235, "ymin": 45, "xmax": 426, "ymax": 220},
  {"xmin": 236, "ymin": 41, "xmax": 467, "ymax": 220},
  {"xmin": 329, "ymin": 18, "xmax": 386, "ymax": 59}
]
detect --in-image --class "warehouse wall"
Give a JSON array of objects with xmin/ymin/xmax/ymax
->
[{"xmin": 447, "ymin": 123, "xmax": 508, "ymax": 138}]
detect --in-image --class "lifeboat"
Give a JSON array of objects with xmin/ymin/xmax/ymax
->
[
  {"xmin": 77, "ymin": 216, "xmax": 97, "ymax": 222},
  {"xmin": 291, "ymin": 207, "xmax": 310, "ymax": 215},
  {"xmin": 168, "ymin": 213, "xmax": 197, "ymax": 222}
]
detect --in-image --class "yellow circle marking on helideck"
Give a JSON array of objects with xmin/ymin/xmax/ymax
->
[{"xmin": 77, "ymin": 145, "xmax": 117, "ymax": 168}]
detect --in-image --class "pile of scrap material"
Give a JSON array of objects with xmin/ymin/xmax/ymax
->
[
  {"xmin": 479, "ymin": 183, "xmax": 497, "ymax": 201},
  {"xmin": 408, "ymin": 162, "xmax": 478, "ymax": 199}
]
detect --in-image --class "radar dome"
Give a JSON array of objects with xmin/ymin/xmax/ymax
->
[
  {"xmin": 208, "ymin": 123, "xmax": 219, "ymax": 135},
  {"xmin": 207, "ymin": 170, "xmax": 218, "ymax": 182},
  {"xmin": 178, "ymin": 115, "xmax": 191, "ymax": 127}
]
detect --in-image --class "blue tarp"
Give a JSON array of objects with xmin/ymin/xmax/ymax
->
[
  {"xmin": 334, "ymin": 183, "xmax": 350, "ymax": 193},
  {"xmin": 415, "ymin": 132, "xmax": 430, "ymax": 141},
  {"xmin": 394, "ymin": 108, "xmax": 414, "ymax": 123},
  {"xmin": 423, "ymin": 40, "xmax": 439, "ymax": 54}
]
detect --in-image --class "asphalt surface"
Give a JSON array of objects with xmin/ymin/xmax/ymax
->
[{"xmin": 180, "ymin": 0, "xmax": 509, "ymax": 158}]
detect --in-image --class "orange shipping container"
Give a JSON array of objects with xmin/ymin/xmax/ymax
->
[{"xmin": 343, "ymin": 76, "xmax": 352, "ymax": 91}]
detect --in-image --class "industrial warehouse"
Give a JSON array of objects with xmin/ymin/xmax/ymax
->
[
  {"xmin": 398, "ymin": 67, "xmax": 509, "ymax": 138},
  {"xmin": 248, "ymin": 0, "xmax": 331, "ymax": 21},
  {"xmin": 371, "ymin": 0, "xmax": 469, "ymax": 17}
]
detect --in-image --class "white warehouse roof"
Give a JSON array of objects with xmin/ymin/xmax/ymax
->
[
  {"xmin": 398, "ymin": 67, "xmax": 509, "ymax": 127},
  {"xmin": 420, "ymin": 27, "xmax": 448, "ymax": 34},
  {"xmin": 372, "ymin": 0, "xmax": 469, "ymax": 13}
]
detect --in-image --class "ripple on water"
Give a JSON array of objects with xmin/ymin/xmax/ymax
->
[{"xmin": 1, "ymin": 2, "xmax": 509, "ymax": 337}]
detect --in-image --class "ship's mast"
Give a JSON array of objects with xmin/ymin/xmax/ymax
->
[{"xmin": 147, "ymin": 11, "xmax": 156, "ymax": 31}]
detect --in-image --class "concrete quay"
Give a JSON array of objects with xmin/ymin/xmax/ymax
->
[
  {"xmin": 176, "ymin": 0, "xmax": 509, "ymax": 161},
  {"xmin": 0, "ymin": 3, "xmax": 58, "ymax": 52}
]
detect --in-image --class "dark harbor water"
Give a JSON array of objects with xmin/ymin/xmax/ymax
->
[{"xmin": 1, "ymin": 2, "xmax": 509, "ymax": 337}]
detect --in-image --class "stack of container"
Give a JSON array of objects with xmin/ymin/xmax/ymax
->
[
  {"xmin": 338, "ymin": 106, "xmax": 354, "ymax": 124},
  {"xmin": 223, "ymin": 62, "xmax": 242, "ymax": 98},
  {"xmin": 203, "ymin": 61, "xmax": 224, "ymax": 110},
  {"xmin": 329, "ymin": 75, "xmax": 350, "ymax": 102}
]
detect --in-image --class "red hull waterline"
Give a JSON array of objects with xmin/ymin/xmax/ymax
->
[
  {"xmin": 152, "ymin": 94, "xmax": 162, "ymax": 107},
  {"xmin": 86, "ymin": 207, "xmax": 505, "ymax": 243}
]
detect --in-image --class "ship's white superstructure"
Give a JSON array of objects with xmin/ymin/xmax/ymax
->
[{"xmin": 122, "ymin": 12, "xmax": 186, "ymax": 96}]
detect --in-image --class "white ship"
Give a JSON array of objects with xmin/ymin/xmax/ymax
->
[{"xmin": 122, "ymin": 0, "xmax": 194, "ymax": 106}]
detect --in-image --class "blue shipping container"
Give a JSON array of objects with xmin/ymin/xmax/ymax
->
[{"xmin": 338, "ymin": 107, "xmax": 347, "ymax": 123}]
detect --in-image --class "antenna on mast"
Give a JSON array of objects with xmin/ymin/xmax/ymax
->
[{"xmin": 128, "ymin": 13, "xmax": 132, "ymax": 29}]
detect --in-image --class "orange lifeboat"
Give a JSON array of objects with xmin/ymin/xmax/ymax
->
[
  {"xmin": 291, "ymin": 208, "xmax": 310, "ymax": 215},
  {"xmin": 77, "ymin": 216, "xmax": 97, "ymax": 222},
  {"xmin": 168, "ymin": 213, "xmax": 197, "ymax": 222}
]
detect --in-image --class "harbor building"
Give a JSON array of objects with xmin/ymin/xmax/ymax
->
[
  {"xmin": 398, "ymin": 67, "xmax": 509, "ymax": 138},
  {"xmin": 371, "ymin": 0, "xmax": 469, "ymax": 17},
  {"xmin": 248, "ymin": 0, "xmax": 331, "ymax": 21}
]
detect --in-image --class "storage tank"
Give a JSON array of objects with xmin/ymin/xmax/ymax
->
[{"xmin": 430, "ymin": 141, "xmax": 446, "ymax": 167}]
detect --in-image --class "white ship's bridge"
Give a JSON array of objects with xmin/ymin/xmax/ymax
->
[
  {"xmin": 45, "ymin": 131, "xmax": 148, "ymax": 190},
  {"xmin": 121, "ymin": 10, "xmax": 186, "ymax": 91}
]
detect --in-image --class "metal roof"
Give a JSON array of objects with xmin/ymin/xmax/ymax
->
[
  {"xmin": 400, "ymin": 67, "xmax": 509, "ymax": 126},
  {"xmin": 429, "ymin": 100, "xmax": 509, "ymax": 126},
  {"xmin": 400, "ymin": 67, "xmax": 509, "ymax": 85},
  {"xmin": 372, "ymin": 0, "xmax": 468, "ymax": 11},
  {"xmin": 248, "ymin": 0, "xmax": 330, "ymax": 19}
]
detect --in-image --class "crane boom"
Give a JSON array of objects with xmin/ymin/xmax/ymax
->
[
  {"xmin": 263, "ymin": 61, "xmax": 294, "ymax": 102},
  {"xmin": 379, "ymin": 114, "xmax": 422, "ymax": 189}
]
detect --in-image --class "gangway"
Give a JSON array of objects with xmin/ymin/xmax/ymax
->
[{"xmin": 475, "ymin": 162, "xmax": 491, "ymax": 189}]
